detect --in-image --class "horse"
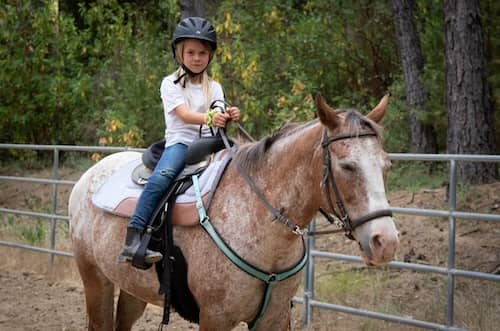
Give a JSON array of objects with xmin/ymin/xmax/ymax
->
[{"xmin": 68, "ymin": 94, "xmax": 399, "ymax": 331}]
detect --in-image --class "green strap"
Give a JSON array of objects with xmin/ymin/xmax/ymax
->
[
  {"xmin": 191, "ymin": 175, "xmax": 309, "ymax": 330},
  {"xmin": 193, "ymin": 175, "xmax": 208, "ymax": 221},
  {"xmin": 246, "ymin": 281, "xmax": 277, "ymax": 330}
]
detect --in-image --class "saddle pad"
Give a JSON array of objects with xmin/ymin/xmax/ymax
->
[{"xmin": 91, "ymin": 151, "xmax": 230, "ymax": 220}]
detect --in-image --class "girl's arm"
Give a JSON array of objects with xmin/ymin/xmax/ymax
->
[{"xmin": 174, "ymin": 104, "xmax": 230, "ymax": 127}]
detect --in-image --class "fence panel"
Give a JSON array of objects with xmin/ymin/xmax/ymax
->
[{"xmin": 0, "ymin": 144, "xmax": 499, "ymax": 330}]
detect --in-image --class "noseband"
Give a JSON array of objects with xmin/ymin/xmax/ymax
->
[{"xmin": 318, "ymin": 129, "xmax": 393, "ymax": 239}]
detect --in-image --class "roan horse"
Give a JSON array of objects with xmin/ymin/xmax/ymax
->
[{"xmin": 69, "ymin": 94, "xmax": 399, "ymax": 330}]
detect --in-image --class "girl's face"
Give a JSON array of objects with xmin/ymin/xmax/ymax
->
[{"xmin": 182, "ymin": 39, "xmax": 211, "ymax": 75}]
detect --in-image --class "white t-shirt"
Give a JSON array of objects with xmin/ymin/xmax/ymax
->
[{"xmin": 160, "ymin": 73, "xmax": 224, "ymax": 147}]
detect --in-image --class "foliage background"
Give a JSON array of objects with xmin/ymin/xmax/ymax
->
[{"xmin": 1, "ymin": 0, "xmax": 499, "ymax": 154}]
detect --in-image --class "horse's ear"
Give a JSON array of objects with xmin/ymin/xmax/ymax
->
[
  {"xmin": 366, "ymin": 94, "xmax": 389, "ymax": 123},
  {"xmin": 315, "ymin": 93, "xmax": 340, "ymax": 129}
]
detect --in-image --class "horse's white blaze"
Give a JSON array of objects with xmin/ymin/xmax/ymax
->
[
  {"xmin": 359, "ymin": 139, "xmax": 390, "ymax": 213},
  {"xmin": 347, "ymin": 139, "xmax": 398, "ymax": 264},
  {"xmin": 339, "ymin": 139, "xmax": 389, "ymax": 214}
]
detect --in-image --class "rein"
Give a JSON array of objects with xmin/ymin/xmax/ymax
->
[
  {"xmin": 191, "ymin": 166, "xmax": 308, "ymax": 331},
  {"xmin": 192, "ymin": 118, "xmax": 307, "ymax": 330},
  {"xmin": 216, "ymin": 103, "xmax": 306, "ymax": 236},
  {"xmin": 194, "ymin": 110, "xmax": 392, "ymax": 329},
  {"xmin": 216, "ymin": 107, "xmax": 392, "ymax": 238}
]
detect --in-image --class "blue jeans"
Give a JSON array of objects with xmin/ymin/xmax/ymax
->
[{"xmin": 129, "ymin": 143, "xmax": 187, "ymax": 230}]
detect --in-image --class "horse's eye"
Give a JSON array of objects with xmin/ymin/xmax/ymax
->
[{"xmin": 340, "ymin": 162, "xmax": 356, "ymax": 172}]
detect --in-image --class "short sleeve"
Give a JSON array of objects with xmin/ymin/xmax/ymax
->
[
  {"xmin": 160, "ymin": 76, "xmax": 185, "ymax": 114},
  {"xmin": 211, "ymin": 81, "xmax": 225, "ymax": 107}
]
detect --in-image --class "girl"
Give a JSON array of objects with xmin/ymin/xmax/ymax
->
[{"xmin": 119, "ymin": 17, "xmax": 240, "ymax": 264}]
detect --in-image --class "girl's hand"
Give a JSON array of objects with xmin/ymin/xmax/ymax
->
[
  {"xmin": 213, "ymin": 112, "xmax": 231, "ymax": 127},
  {"xmin": 226, "ymin": 106, "xmax": 240, "ymax": 122}
]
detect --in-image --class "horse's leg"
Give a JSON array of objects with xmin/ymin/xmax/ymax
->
[
  {"xmin": 198, "ymin": 309, "xmax": 239, "ymax": 331},
  {"xmin": 115, "ymin": 290, "xmax": 147, "ymax": 331},
  {"xmin": 76, "ymin": 259, "xmax": 115, "ymax": 331},
  {"xmin": 198, "ymin": 306, "xmax": 290, "ymax": 331},
  {"xmin": 253, "ymin": 298, "xmax": 292, "ymax": 331}
]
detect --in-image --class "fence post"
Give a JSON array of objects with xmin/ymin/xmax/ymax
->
[
  {"xmin": 48, "ymin": 147, "xmax": 60, "ymax": 271},
  {"xmin": 303, "ymin": 219, "xmax": 316, "ymax": 327},
  {"xmin": 446, "ymin": 159, "xmax": 457, "ymax": 326}
]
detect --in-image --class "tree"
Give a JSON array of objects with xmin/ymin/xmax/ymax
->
[
  {"xmin": 444, "ymin": 0, "xmax": 497, "ymax": 184},
  {"xmin": 391, "ymin": 0, "xmax": 437, "ymax": 153},
  {"xmin": 178, "ymin": 0, "xmax": 217, "ymax": 19}
]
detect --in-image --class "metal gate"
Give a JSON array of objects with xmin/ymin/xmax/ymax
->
[{"xmin": 1, "ymin": 143, "xmax": 499, "ymax": 330}]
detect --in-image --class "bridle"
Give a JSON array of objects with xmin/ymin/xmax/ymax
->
[
  {"xmin": 218, "ymin": 110, "xmax": 392, "ymax": 240},
  {"xmin": 315, "ymin": 128, "xmax": 393, "ymax": 239}
]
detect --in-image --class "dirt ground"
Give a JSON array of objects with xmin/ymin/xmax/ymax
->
[
  {"xmin": 0, "ymin": 166, "xmax": 499, "ymax": 330},
  {"xmin": 0, "ymin": 269, "xmax": 173, "ymax": 331}
]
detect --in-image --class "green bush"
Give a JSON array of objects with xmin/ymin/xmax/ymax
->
[
  {"xmin": 0, "ymin": 1, "xmax": 90, "ymax": 145},
  {"xmin": 0, "ymin": 0, "xmax": 178, "ymax": 148},
  {"xmin": 0, "ymin": 0, "xmax": 498, "ymax": 156}
]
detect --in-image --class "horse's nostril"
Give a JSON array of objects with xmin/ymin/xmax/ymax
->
[{"xmin": 371, "ymin": 234, "xmax": 384, "ymax": 250}]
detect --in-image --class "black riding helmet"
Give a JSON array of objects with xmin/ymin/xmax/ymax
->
[{"xmin": 171, "ymin": 17, "xmax": 217, "ymax": 60}]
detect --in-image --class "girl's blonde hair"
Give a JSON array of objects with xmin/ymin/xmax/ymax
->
[{"xmin": 174, "ymin": 40, "xmax": 214, "ymax": 111}]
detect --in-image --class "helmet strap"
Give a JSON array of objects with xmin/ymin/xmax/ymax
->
[{"xmin": 173, "ymin": 64, "xmax": 208, "ymax": 87}]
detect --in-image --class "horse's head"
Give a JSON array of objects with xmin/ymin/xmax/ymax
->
[{"xmin": 315, "ymin": 94, "xmax": 399, "ymax": 265}]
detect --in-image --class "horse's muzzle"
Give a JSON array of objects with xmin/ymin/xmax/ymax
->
[{"xmin": 358, "ymin": 220, "xmax": 399, "ymax": 266}]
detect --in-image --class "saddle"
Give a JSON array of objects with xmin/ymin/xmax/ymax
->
[
  {"xmin": 92, "ymin": 134, "xmax": 233, "ymax": 222},
  {"xmin": 130, "ymin": 134, "xmax": 233, "ymax": 262}
]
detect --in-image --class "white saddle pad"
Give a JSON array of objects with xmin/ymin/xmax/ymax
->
[{"xmin": 92, "ymin": 150, "xmax": 230, "ymax": 218}]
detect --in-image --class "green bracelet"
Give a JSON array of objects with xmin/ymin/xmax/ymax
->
[{"xmin": 205, "ymin": 109, "xmax": 220, "ymax": 127}]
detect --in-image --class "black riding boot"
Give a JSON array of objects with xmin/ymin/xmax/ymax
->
[{"xmin": 118, "ymin": 227, "xmax": 163, "ymax": 264}]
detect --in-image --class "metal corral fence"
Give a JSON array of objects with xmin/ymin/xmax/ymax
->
[{"xmin": 0, "ymin": 143, "xmax": 499, "ymax": 331}]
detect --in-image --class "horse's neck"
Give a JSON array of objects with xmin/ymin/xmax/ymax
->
[
  {"xmin": 208, "ymin": 125, "xmax": 323, "ymax": 272},
  {"xmin": 248, "ymin": 124, "xmax": 323, "ymax": 267},
  {"xmin": 252, "ymin": 124, "xmax": 323, "ymax": 231}
]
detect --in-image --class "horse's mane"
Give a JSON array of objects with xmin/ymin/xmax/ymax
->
[
  {"xmin": 234, "ymin": 109, "xmax": 381, "ymax": 173},
  {"xmin": 234, "ymin": 120, "xmax": 315, "ymax": 172}
]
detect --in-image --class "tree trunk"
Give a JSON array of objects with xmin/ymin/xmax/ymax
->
[
  {"xmin": 391, "ymin": 0, "xmax": 437, "ymax": 153},
  {"xmin": 178, "ymin": 0, "xmax": 216, "ymax": 19},
  {"xmin": 444, "ymin": 0, "xmax": 497, "ymax": 184},
  {"xmin": 50, "ymin": 0, "xmax": 59, "ymax": 36}
]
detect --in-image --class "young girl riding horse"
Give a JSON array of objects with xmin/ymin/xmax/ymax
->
[{"xmin": 119, "ymin": 17, "xmax": 240, "ymax": 264}]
